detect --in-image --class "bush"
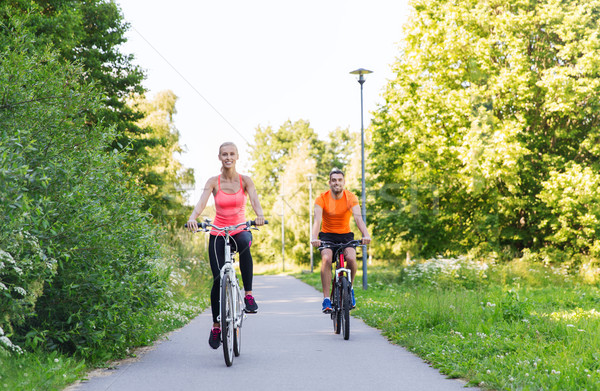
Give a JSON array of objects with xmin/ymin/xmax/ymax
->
[
  {"xmin": 538, "ymin": 163, "xmax": 600, "ymax": 257},
  {"xmin": 0, "ymin": 231, "xmax": 57, "ymax": 351},
  {"xmin": 0, "ymin": 22, "xmax": 168, "ymax": 361},
  {"xmin": 401, "ymin": 256, "xmax": 490, "ymax": 289}
]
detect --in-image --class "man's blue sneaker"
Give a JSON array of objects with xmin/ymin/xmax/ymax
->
[
  {"xmin": 351, "ymin": 288, "xmax": 356, "ymax": 309},
  {"xmin": 322, "ymin": 297, "xmax": 332, "ymax": 313}
]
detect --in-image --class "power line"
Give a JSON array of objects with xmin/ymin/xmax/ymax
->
[{"xmin": 131, "ymin": 27, "xmax": 248, "ymax": 144}]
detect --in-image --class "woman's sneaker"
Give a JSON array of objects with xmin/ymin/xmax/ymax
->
[
  {"xmin": 244, "ymin": 294, "xmax": 258, "ymax": 313},
  {"xmin": 351, "ymin": 288, "xmax": 356, "ymax": 309},
  {"xmin": 208, "ymin": 327, "xmax": 221, "ymax": 349}
]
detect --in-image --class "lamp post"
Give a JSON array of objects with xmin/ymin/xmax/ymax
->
[
  {"xmin": 280, "ymin": 179, "xmax": 285, "ymax": 272},
  {"xmin": 350, "ymin": 68, "xmax": 372, "ymax": 291},
  {"xmin": 306, "ymin": 174, "xmax": 314, "ymax": 272}
]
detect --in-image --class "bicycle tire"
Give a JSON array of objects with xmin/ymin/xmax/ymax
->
[
  {"xmin": 341, "ymin": 277, "xmax": 350, "ymax": 340},
  {"xmin": 333, "ymin": 282, "xmax": 342, "ymax": 334},
  {"xmin": 233, "ymin": 290, "xmax": 243, "ymax": 357},
  {"xmin": 221, "ymin": 274, "xmax": 234, "ymax": 366}
]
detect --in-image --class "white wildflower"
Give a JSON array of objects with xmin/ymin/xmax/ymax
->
[{"xmin": 13, "ymin": 287, "xmax": 26, "ymax": 296}]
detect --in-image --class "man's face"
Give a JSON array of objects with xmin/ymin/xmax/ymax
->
[{"xmin": 329, "ymin": 173, "xmax": 345, "ymax": 193}]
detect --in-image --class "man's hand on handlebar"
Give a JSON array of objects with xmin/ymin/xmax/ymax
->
[
  {"xmin": 361, "ymin": 236, "xmax": 371, "ymax": 245},
  {"xmin": 310, "ymin": 238, "xmax": 321, "ymax": 248}
]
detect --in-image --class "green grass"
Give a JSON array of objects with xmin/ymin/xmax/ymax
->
[
  {"xmin": 5, "ymin": 243, "xmax": 599, "ymax": 391},
  {"xmin": 296, "ymin": 259, "xmax": 600, "ymax": 390},
  {"xmin": 0, "ymin": 227, "xmax": 212, "ymax": 391},
  {"xmin": 0, "ymin": 349, "xmax": 86, "ymax": 391}
]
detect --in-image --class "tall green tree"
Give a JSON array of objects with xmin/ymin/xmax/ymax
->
[
  {"xmin": 0, "ymin": 19, "xmax": 166, "ymax": 359},
  {"xmin": 128, "ymin": 90, "xmax": 195, "ymax": 224},
  {"xmin": 248, "ymin": 120, "xmax": 361, "ymax": 264},
  {"xmin": 1, "ymin": 0, "xmax": 152, "ymax": 181},
  {"xmin": 369, "ymin": 0, "xmax": 600, "ymax": 260}
]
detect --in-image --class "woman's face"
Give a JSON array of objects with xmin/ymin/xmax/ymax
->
[{"xmin": 219, "ymin": 145, "xmax": 238, "ymax": 169}]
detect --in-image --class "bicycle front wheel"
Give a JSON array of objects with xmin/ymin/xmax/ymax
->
[
  {"xmin": 221, "ymin": 274, "xmax": 234, "ymax": 366},
  {"xmin": 341, "ymin": 277, "xmax": 350, "ymax": 340},
  {"xmin": 332, "ymin": 282, "xmax": 341, "ymax": 334},
  {"xmin": 233, "ymin": 290, "xmax": 243, "ymax": 357}
]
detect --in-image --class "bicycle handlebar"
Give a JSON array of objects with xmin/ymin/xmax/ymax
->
[
  {"xmin": 318, "ymin": 239, "xmax": 364, "ymax": 251},
  {"xmin": 185, "ymin": 219, "xmax": 268, "ymax": 233}
]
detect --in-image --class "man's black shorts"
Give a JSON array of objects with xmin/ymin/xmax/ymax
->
[{"xmin": 318, "ymin": 232, "xmax": 354, "ymax": 246}]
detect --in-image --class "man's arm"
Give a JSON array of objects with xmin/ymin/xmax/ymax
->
[
  {"xmin": 310, "ymin": 204, "xmax": 323, "ymax": 247},
  {"xmin": 351, "ymin": 204, "xmax": 371, "ymax": 245}
]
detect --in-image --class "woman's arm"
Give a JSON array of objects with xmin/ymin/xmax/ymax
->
[
  {"xmin": 243, "ymin": 175, "xmax": 265, "ymax": 225},
  {"xmin": 187, "ymin": 176, "xmax": 217, "ymax": 231}
]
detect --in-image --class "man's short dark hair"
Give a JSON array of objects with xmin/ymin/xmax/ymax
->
[{"xmin": 329, "ymin": 167, "xmax": 345, "ymax": 179}]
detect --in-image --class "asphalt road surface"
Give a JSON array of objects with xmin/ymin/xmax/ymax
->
[{"xmin": 68, "ymin": 275, "xmax": 479, "ymax": 391}]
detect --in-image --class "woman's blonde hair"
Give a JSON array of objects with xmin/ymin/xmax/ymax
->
[{"xmin": 219, "ymin": 141, "xmax": 238, "ymax": 154}]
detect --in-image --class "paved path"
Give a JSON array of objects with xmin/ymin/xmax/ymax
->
[{"xmin": 69, "ymin": 275, "xmax": 478, "ymax": 391}]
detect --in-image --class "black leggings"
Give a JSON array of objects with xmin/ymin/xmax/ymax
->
[{"xmin": 208, "ymin": 231, "xmax": 253, "ymax": 324}]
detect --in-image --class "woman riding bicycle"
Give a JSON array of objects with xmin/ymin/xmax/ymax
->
[{"xmin": 187, "ymin": 142, "xmax": 265, "ymax": 349}]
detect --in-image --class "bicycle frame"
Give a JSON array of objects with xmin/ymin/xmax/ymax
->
[
  {"xmin": 321, "ymin": 240, "xmax": 363, "ymax": 291},
  {"xmin": 219, "ymin": 234, "xmax": 245, "ymax": 330},
  {"xmin": 334, "ymin": 250, "xmax": 352, "ymax": 287}
]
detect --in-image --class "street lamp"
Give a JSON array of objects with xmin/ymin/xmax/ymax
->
[
  {"xmin": 350, "ymin": 68, "xmax": 372, "ymax": 291},
  {"xmin": 306, "ymin": 174, "xmax": 315, "ymax": 273}
]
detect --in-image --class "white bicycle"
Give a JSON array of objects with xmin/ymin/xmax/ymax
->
[{"xmin": 188, "ymin": 219, "xmax": 266, "ymax": 366}]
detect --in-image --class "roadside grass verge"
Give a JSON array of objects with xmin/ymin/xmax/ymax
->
[
  {"xmin": 296, "ymin": 258, "xmax": 600, "ymax": 390},
  {"xmin": 1, "ymin": 227, "xmax": 211, "ymax": 391}
]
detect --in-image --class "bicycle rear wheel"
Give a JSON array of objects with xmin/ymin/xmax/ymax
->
[
  {"xmin": 341, "ymin": 277, "xmax": 351, "ymax": 340},
  {"xmin": 221, "ymin": 274, "xmax": 234, "ymax": 366}
]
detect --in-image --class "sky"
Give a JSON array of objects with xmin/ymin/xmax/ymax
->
[{"xmin": 115, "ymin": 0, "xmax": 411, "ymax": 203}]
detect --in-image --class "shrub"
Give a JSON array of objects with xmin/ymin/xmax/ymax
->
[
  {"xmin": 0, "ymin": 22, "xmax": 168, "ymax": 360},
  {"xmin": 538, "ymin": 163, "xmax": 600, "ymax": 257}
]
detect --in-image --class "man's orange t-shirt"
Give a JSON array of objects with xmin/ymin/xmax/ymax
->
[{"xmin": 315, "ymin": 189, "xmax": 359, "ymax": 234}]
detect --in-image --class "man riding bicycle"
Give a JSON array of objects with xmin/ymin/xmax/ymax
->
[{"xmin": 310, "ymin": 168, "xmax": 371, "ymax": 313}]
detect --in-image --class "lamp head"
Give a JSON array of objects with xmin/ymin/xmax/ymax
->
[{"xmin": 350, "ymin": 68, "xmax": 373, "ymax": 84}]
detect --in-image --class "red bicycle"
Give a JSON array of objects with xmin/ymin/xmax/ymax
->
[{"xmin": 319, "ymin": 240, "xmax": 363, "ymax": 340}]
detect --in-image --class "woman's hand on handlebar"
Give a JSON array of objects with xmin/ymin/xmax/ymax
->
[
  {"xmin": 254, "ymin": 216, "xmax": 266, "ymax": 226},
  {"xmin": 186, "ymin": 219, "xmax": 198, "ymax": 232}
]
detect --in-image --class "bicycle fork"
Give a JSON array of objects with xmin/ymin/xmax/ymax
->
[{"xmin": 335, "ymin": 253, "xmax": 352, "ymax": 286}]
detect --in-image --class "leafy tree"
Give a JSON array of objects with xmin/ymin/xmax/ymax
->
[
  {"xmin": 271, "ymin": 142, "xmax": 318, "ymax": 264},
  {"xmin": 0, "ymin": 19, "xmax": 166, "ymax": 359},
  {"xmin": 127, "ymin": 91, "xmax": 195, "ymax": 224},
  {"xmin": 248, "ymin": 120, "xmax": 361, "ymax": 264},
  {"xmin": 1, "ymin": 0, "xmax": 152, "ymax": 184},
  {"xmin": 249, "ymin": 120, "xmax": 323, "ymax": 203},
  {"xmin": 538, "ymin": 164, "xmax": 600, "ymax": 258},
  {"xmin": 369, "ymin": 0, "xmax": 600, "ymax": 260}
]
